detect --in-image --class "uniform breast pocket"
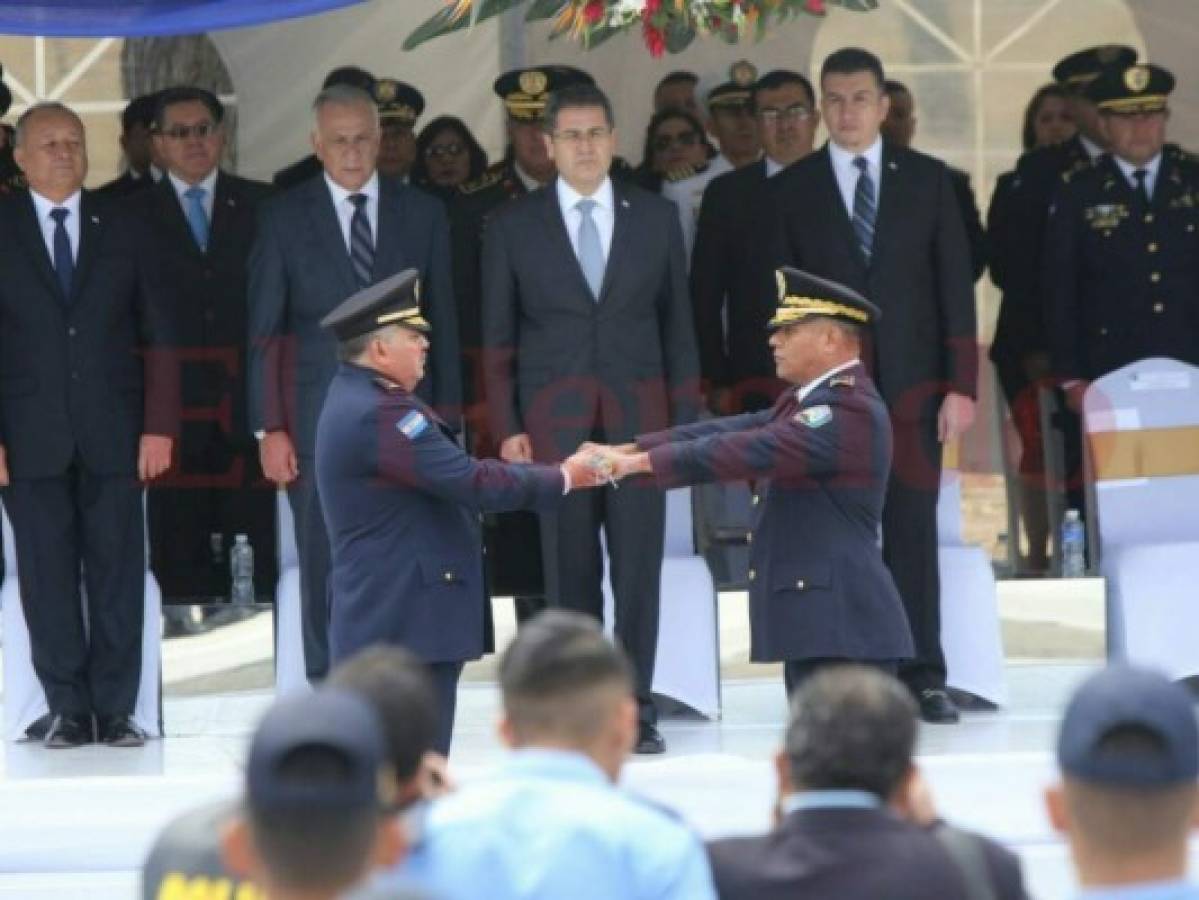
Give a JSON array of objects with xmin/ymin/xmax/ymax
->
[{"xmin": 771, "ymin": 560, "xmax": 833, "ymax": 596}]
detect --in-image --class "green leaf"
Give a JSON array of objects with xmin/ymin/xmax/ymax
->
[
  {"xmin": 403, "ymin": 6, "xmax": 462, "ymax": 51},
  {"xmin": 583, "ymin": 23, "xmax": 622, "ymax": 49},
  {"xmin": 664, "ymin": 19, "xmax": 696, "ymax": 53},
  {"xmin": 837, "ymin": 0, "xmax": 880, "ymax": 10},
  {"xmin": 525, "ymin": 0, "xmax": 569, "ymax": 21}
]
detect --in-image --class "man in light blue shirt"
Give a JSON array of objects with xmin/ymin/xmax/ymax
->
[
  {"xmin": 401, "ymin": 610, "xmax": 717, "ymax": 900},
  {"xmin": 1045, "ymin": 665, "xmax": 1199, "ymax": 900}
]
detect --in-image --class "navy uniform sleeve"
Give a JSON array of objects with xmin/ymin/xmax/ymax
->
[
  {"xmin": 379, "ymin": 402, "xmax": 564, "ymax": 512},
  {"xmin": 636, "ymin": 409, "xmax": 772, "ymax": 451}
]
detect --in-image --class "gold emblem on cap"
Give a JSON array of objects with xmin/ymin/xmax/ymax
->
[
  {"xmin": 519, "ymin": 70, "xmax": 548, "ymax": 97},
  {"xmin": 375, "ymin": 79, "xmax": 398, "ymax": 103},
  {"xmin": 776, "ymin": 270, "xmax": 787, "ymax": 301},
  {"xmin": 1097, "ymin": 45, "xmax": 1122, "ymax": 65},
  {"xmin": 731, "ymin": 60, "xmax": 758, "ymax": 87},
  {"xmin": 1124, "ymin": 65, "xmax": 1151, "ymax": 93}
]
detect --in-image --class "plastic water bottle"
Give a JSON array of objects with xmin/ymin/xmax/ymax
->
[
  {"xmin": 230, "ymin": 534, "xmax": 255, "ymax": 605},
  {"xmin": 1061, "ymin": 509, "xmax": 1086, "ymax": 578}
]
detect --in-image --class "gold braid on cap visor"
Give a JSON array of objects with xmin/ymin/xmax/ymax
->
[
  {"xmin": 769, "ymin": 297, "xmax": 871, "ymax": 327},
  {"xmin": 376, "ymin": 308, "xmax": 431, "ymax": 329},
  {"xmin": 1098, "ymin": 95, "xmax": 1168, "ymax": 113}
]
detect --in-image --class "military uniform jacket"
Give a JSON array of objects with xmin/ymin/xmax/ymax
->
[
  {"xmin": 1044, "ymin": 148, "xmax": 1199, "ymax": 381},
  {"xmin": 315, "ymin": 363, "xmax": 565, "ymax": 664},
  {"xmin": 636, "ymin": 363, "xmax": 913, "ymax": 662}
]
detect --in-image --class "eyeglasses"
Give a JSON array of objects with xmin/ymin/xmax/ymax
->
[
  {"xmin": 161, "ymin": 122, "xmax": 217, "ymax": 141},
  {"xmin": 652, "ymin": 131, "xmax": 699, "ymax": 152},
  {"xmin": 425, "ymin": 142, "xmax": 465, "ymax": 159},
  {"xmin": 552, "ymin": 126, "xmax": 612, "ymax": 146},
  {"xmin": 758, "ymin": 104, "xmax": 813, "ymax": 123}
]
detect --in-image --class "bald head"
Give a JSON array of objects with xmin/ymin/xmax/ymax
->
[{"xmin": 13, "ymin": 103, "xmax": 87, "ymax": 201}]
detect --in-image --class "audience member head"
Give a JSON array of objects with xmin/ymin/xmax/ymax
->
[
  {"xmin": 704, "ymin": 60, "xmax": 761, "ymax": 168},
  {"xmin": 142, "ymin": 802, "xmax": 256, "ymax": 900},
  {"xmin": 543, "ymin": 83, "xmax": 616, "ymax": 196},
  {"xmin": 325, "ymin": 270, "xmax": 430, "ymax": 391},
  {"xmin": 411, "ymin": 115, "xmax": 488, "ymax": 190},
  {"xmin": 1022, "ymin": 83, "xmax": 1074, "ymax": 150},
  {"xmin": 767, "ymin": 267, "xmax": 878, "ymax": 387},
  {"xmin": 311, "ymin": 84, "xmax": 380, "ymax": 192},
  {"xmin": 654, "ymin": 70, "xmax": 700, "ymax": 117},
  {"xmin": 1089, "ymin": 62, "xmax": 1173, "ymax": 168},
  {"xmin": 753, "ymin": 70, "xmax": 818, "ymax": 167},
  {"xmin": 322, "ymin": 65, "xmax": 376, "ymax": 93},
  {"xmin": 221, "ymin": 690, "xmax": 404, "ymax": 900},
  {"xmin": 881, "ymin": 79, "xmax": 915, "ymax": 148},
  {"xmin": 1051, "ymin": 45, "xmax": 1137, "ymax": 147},
  {"xmin": 496, "ymin": 66, "xmax": 593, "ymax": 184},
  {"xmin": 13, "ymin": 102, "xmax": 87, "ymax": 202},
  {"xmin": 778, "ymin": 667, "xmax": 919, "ymax": 805},
  {"xmin": 117, "ymin": 92, "xmax": 159, "ymax": 176},
  {"xmin": 328, "ymin": 644, "xmax": 443, "ymax": 804},
  {"xmin": 152, "ymin": 86, "xmax": 225, "ymax": 185},
  {"xmin": 820, "ymin": 47, "xmax": 889, "ymax": 154},
  {"xmin": 0, "ymin": 63, "xmax": 11, "ymax": 121},
  {"xmin": 642, "ymin": 108, "xmax": 710, "ymax": 176},
  {"xmin": 498, "ymin": 610, "xmax": 637, "ymax": 781},
  {"xmin": 1045, "ymin": 665, "xmax": 1199, "ymax": 890},
  {"xmin": 373, "ymin": 78, "xmax": 425, "ymax": 180}
]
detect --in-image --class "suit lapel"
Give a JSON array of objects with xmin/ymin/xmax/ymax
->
[
  {"xmin": 153, "ymin": 175, "xmax": 202, "ymax": 259},
  {"xmin": 207, "ymin": 171, "xmax": 240, "ymax": 258},
  {"xmin": 303, "ymin": 177, "xmax": 357, "ymax": 294},
  {"xmin": 373, "ymin": 177, "xmax": 407, "ymax": 281},
  {"xmin": 816, "ymin": 145, "xmax": 866, "ymax": 273},
  {"xmin": 871, "ymin": 143, "xmax": 903, "ymax": 272},
  {"xmin": 599, "ymin": 183, "xmax": 635, "ymax": 302},
  {"xmin": 14, "ymin": 190, "xmax": 62, "ymax": 300},
  {"xmin": 70, "ymin": 192, "xmax": 103, "ymax": 305},
  {"xmin": 540, "ymin": 182, "xmax": 594, "ymax": 305}
]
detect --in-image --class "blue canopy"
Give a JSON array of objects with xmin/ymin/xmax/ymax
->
[{"xmin": 0, "ymin": 0, "xmax": 367, "ymax": 37}]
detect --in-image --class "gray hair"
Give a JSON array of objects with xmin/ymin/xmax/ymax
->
[
  {"xmin": 312, "ymin": 84, "xmax": 378, "ymax": 126},
  {"xmin": 14, "ymin": 102, "xmax": 84, "ymax": 148},
  {"xmin": 337, "ymin": 323, "xmax": 397, "ymax": 363}
]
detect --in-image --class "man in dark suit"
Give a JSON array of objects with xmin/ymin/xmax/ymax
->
[
  {"xmin": 272, "ymin": 65, "xmax": 375, "ymax": 190},
  {"xmin": 708, "ymin": 666, "xmax": 1028, "ymax": 900},
  {"xmin": 97, "ymin": 93, "xmax": 162, "ymax": 197},
  {"xmin": 482, "ymin": 83, "xmax": 701, "ymax": 754},
  {"xmin": 775, "ymin": 48, "xmax": 977, "ymax": 723},
  {"xmin": 248, "ymin": 83, "xmax": 460, "ymax": 681},
  {"xmin": 132, "ymin": 86, "xmax": 277, "ymax": 603},
  {"xmin": 692, "ymin": 69, "xmax": 820, "ymax": 417},
  {"xmin": 0, "ymin": 102, "xmax": 176, "ymax": 748}
]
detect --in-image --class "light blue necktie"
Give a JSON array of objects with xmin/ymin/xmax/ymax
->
[
  {"xmin": 184, "ymin": 186, "xmax": 209, "ymax": 252},
  {"xmin": 852, "ymin": 156, "xmax": 876, "ymax": 264},
  {"xmin": 575, "ymin": 198, "xmax": 605, "ymax": 300}
]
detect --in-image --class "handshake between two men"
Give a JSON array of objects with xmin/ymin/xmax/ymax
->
[{"xmin": 558, "ymin": 441, "xmax": 654, "ymax": 491}]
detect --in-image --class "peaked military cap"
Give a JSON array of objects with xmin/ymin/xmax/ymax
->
[
  {"xmin": 705, "ymin": 60, "xmax": 758, "ymax": 110},
  {"xmin": 0, "ymin": 63, "xmax": 11, "ymax": 118},
  {"xmin": 321, "ymin": 269, "xmax": 430, "ymax": 341},
  {"xmin": 767, "ymin": 267, "xmax": 881, "ymax": 330},
  {"xmin": 1087, "ymin": 62, "xmax": 1174, "ymax": 114},
  {"xmin": 494, "ymin": 65, "xmax": 595, "ymax": 121},
  {"xmin": 373, "ymin": 78, "xmax": 425, "ymax": 125},
  {"xmin": 1052, "ymin": 45, "xmax": 1137, "ymax": 92},
  {"xmin": 122, "ymin": 92, "xmax": 161, "ymax": 133}
]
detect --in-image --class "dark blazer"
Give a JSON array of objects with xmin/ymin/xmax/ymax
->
[
  {"xmin": 708, "ymin": 807, "xmax": 1027, "ymax": 900},
  {"xmin": 1044, "ymin": 148, "xmax": 1199, "ymax": 380},
  {"xmin": 691, "ymin": 158, "xmax": 787, "ymax": 410},
  {"xmin": 947, "ymin": 165, "xmax": 988, "ymax": 282},
  {"xmin": 637, "ymin": 363, "xmax": 912, "ymax": 662},
  {"xmin": 482, "ymin": 178, "xmax": 701, "ymax": 458},
  {"xmin": 272, "ymin": 154, "xmax": 322, "ymax": 191},
  {"xmin": 316, "ymin": 363, "xmax": 563, "ymax": 663},
  {"xmin": 97, "ymin": 170, "xmax": 155, "ymax": 198},
  {"xmin": 776, "ymin": 143, "xmax": 977, "ymax": 418},
  {"xmin": 0, "ymin": 189, "xmax": 176, "ymax": 478},
  {"xmin": 247, "ymin": 174, "xmax": 461, "ymax": 457}
]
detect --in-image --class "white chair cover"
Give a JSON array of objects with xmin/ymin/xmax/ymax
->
[{"xmin": 272, "ymin": 490, "xmax": 309, "ymax": 696}]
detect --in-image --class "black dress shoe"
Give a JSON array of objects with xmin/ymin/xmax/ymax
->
[
  {"xmin": 918, "ymin": 688, "xmax": 961, "ymax": 724},
  {"xmin": 634, "ymin": 723, "xmax": 666, "ymax": 755},
  {"xmin": 44, "ymin": 714, "xmax": 94, "ymax": 749},
  {"xmin": 97, "ymin": 715, "xmax": 146, "ymax": 748}
]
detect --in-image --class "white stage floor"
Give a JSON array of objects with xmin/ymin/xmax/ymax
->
[{"xmin": 0, "ymin": 661, "xmax": 1174, "ymax": 900}]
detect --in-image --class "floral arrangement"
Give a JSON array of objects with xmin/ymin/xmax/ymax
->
[{"xmin": 404, "ymin": 0, "xmax": 878, "ymax": 57}]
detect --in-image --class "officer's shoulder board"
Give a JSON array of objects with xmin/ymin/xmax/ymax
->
[
  {"xmin": 663, "ymin": 164, "xmax": 697, "ymax": 183},
  {"xmin": 459, "ymin": 167, "xmax": 505, "ymax": 196},
  {"xmin": 829, "ymin": 373, "xmax": 856, "ymax": 389},
  {"xmin": 396, "ymin": 409, "xmax": 431, "ymax": 440}
]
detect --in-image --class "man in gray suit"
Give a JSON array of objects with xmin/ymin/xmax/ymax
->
[
  {"xmin": 482, "ymin": 83, "xmax": 700, "ymax": 754},
  {"xmin": 248, "ymin": 84, "xmax": 460, "ymax": 680}
]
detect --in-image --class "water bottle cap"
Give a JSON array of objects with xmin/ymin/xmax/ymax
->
[
  {"xmin": 235, "ymin": 533, "xmax": 249, "ymax": 542},
  {"xmin": 1066, "ymin": 509, "xmax": 1081, "ymax": 521}
]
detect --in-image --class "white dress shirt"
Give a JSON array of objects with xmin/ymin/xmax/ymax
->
[
  {"xmin": 1113, "ymin": 152, "xmax": 1162, "ymax": 199},
  {"xmin": 828, "ymin": 137, "xmax": 883, "ymax": 220},
  {"xmin": 557, "ymin": 175, "xmax": 614, "ymax": 262},
  {"xmin": 168, "ymin": 168, "xmax": 218, "ymax": 221},
  {"xmin": 796, "ymin": 358, "xmax": 861, "ymax": 404},
  {"xmin": 765, "ymin": 156, "xmax": 789, "ymax": 178},
  {"xmin": 30, "ymin": 189, "xmax": 82, "ymax": 264},
  {"xmin": 324, "ymin": 171, "xmax": 380, "ymax": 253}
]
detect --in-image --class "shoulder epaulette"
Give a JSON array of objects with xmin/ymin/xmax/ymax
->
[
  {"xmin": 458, "ymin": 168, "xmax": 504, "ymax": 196},
  {"xmin": 664, "ymin": 165, "xmax": 696, "ymax": 183}
]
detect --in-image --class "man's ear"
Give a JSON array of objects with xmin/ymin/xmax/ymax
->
[
  {"xmin": 542, "ymin": 132, "xmax": 556, "ymax": 164},
  {"xmin": 374, "ymin": 816, "xmax": 407, "ymax": 869},
  {"xmin": 219, "ymin": 815, "xmax": 256, "ymax": 879},
  {"xmin": 774, "ymin": 749, "xmax": 795, "ymax": 795},
  {"xmin": 497, "ymin": 714, "xmax": 518, "ymax": 749},
  {"xmin": 1045, "ymin": 783, "xmax": 1069, "ymax": 833}
]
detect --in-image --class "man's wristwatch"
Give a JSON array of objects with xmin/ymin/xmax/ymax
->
[{"xmin": 254, "ymin": 430, "xmax": 266, "ymax": 441}]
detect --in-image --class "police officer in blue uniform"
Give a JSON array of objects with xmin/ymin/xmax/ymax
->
[
  {"xmin": 315, "ymin": 270, "xmax": 604, "ymax": 752},
  {"xmin": 596, "ymin": 267, "xmax": 914, "ymax": 693}
]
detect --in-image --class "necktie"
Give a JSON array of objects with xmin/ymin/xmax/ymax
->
[
  {"xmin": 852, "ymin": 156, "xmax": 876, "ymax": 264},
  {"xmin": 1133, "ymin": 168, "xmax": 1151, "ymax": 207},
  {"xmin": 49, "ymin": 207, "xmax": 73, "ymax": 298},
  {"xmin": 184, "ymin": 186, "xmax": 209, "ymax": 252},
  {"xmin": 348, "ymin": 193, "xmax": 374, "ymax": 289},
  {"xmin": 575, "ymin": 198, "xmax": 605, "ymax": 300}
]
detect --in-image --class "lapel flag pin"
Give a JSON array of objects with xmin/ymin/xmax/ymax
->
[{"xmin": 888, "ymin": 161, "xmax": 898, "ymax": 171}]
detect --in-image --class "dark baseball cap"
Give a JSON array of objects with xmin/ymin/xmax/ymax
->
[
  {"xmin": 1057, "ymin": 665, "xmax": 1199, "ymax": 787},
  {"xmin": 247, "ymin": 689, "xmax": 397, "ymax": 815}
]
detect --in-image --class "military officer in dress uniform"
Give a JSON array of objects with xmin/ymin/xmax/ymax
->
[
  {"xmin": 1044, "ymin": 62, "xmax": 1199, "ymax": 406},
  {"xmin": 595, "ymin": 267, "xmax": 914, "ymax": 694},
  {"xmin": 373, "ymin": 78, "xmax": 425, "ymax": 183},
  {"xmin": 315, "ymin": 270, "xmax": 604, "ymax": 753}
]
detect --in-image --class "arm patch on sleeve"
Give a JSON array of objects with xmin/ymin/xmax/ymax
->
[{"xmin": 397, "ymin": 410, "xmax": 430, "ymax": 439}]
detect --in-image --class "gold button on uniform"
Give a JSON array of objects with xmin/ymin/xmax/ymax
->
[
  {"xmin": 1145, "ymin": 213, "xmax": 1155, "ymax": 224},
  {"xmin": 746, "ymin": 532, "xmax": 752, "ymax": 544},
  {"xmin": 752, "ymin": 495, "xmax": 760, "ymax": 506},
  {"xmin": 796, "ymin": 579, "xmax": 805, "ymax": 590},
  {"xmin": 1150, "ymin": 272, "xmax": 1161, "ymax": 283},
  {"xmin": 1154, "ymin": 302, "xmax": 1165, "ymax": 313},
  {"xmin": 1099, "ymin": 327, "xmax": 1108, "ymax": 336},
  {"xmin": 444, "ymin": 572, "xmax": 454, "ymax": 582},
  {"xmin": 748, "ymin": 569, "xmax": 756, "ymax": 581},
  {"xmin": 1148, "ymin": 242, "xmax": 1158, "ymax": 253}
]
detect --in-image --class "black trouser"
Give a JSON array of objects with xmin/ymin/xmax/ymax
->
[
  {"xmin": 427, "ymin": 661, "xmax": 465, "ymax": 755},
  {"xmin": 784, "ymin": 658, "xmax": 899, "ymax": 696},
  {"xmin": 885, "ymin": 417, "xmax": 947, "ymax": 695},
  {"xmin": 2, "ymin": 462, "xmax": 145, "ymax": 717},
  {"xmin": 540, "ymin": 475, "xmax": 665, "ymax": 727},
  {"xmin": 287, "ymin": 456, "xmax": 331, "ymax": 680}
]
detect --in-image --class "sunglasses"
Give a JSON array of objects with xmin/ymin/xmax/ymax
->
[
  {"xmin": 653, "ymin": 131, "xmax": 699, "ymax": 152},
  {"xmin": 425, "ymin": 142, "xmax": 465, "ymax": 159},
  {"xmin": 160, "ymin": 122, "xmax": 217, "ymax": 141}
]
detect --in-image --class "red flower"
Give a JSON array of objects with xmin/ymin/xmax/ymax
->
[
  {"xmin": 642, "ymin": 19, "xmax": 666, "ymax": 56},
  {"xmin": 582, "ymin": 0, "xmax": 605, "ymax": 24},
  {"xmin": 644, "ymin": 0, "xmax": 662, "ymax": 13},
  {"xmin": 805, "ymin": 0, "xmax": 827, "ymax": 13}
]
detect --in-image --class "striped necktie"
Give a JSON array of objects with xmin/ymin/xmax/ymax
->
[
  {"xmin": 852, "ymin": 156, "xmax": 876, "ymax": 263},
  {"xmin": 348, "ymin": 193, "xmax": 374, "ymax": 289}
]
